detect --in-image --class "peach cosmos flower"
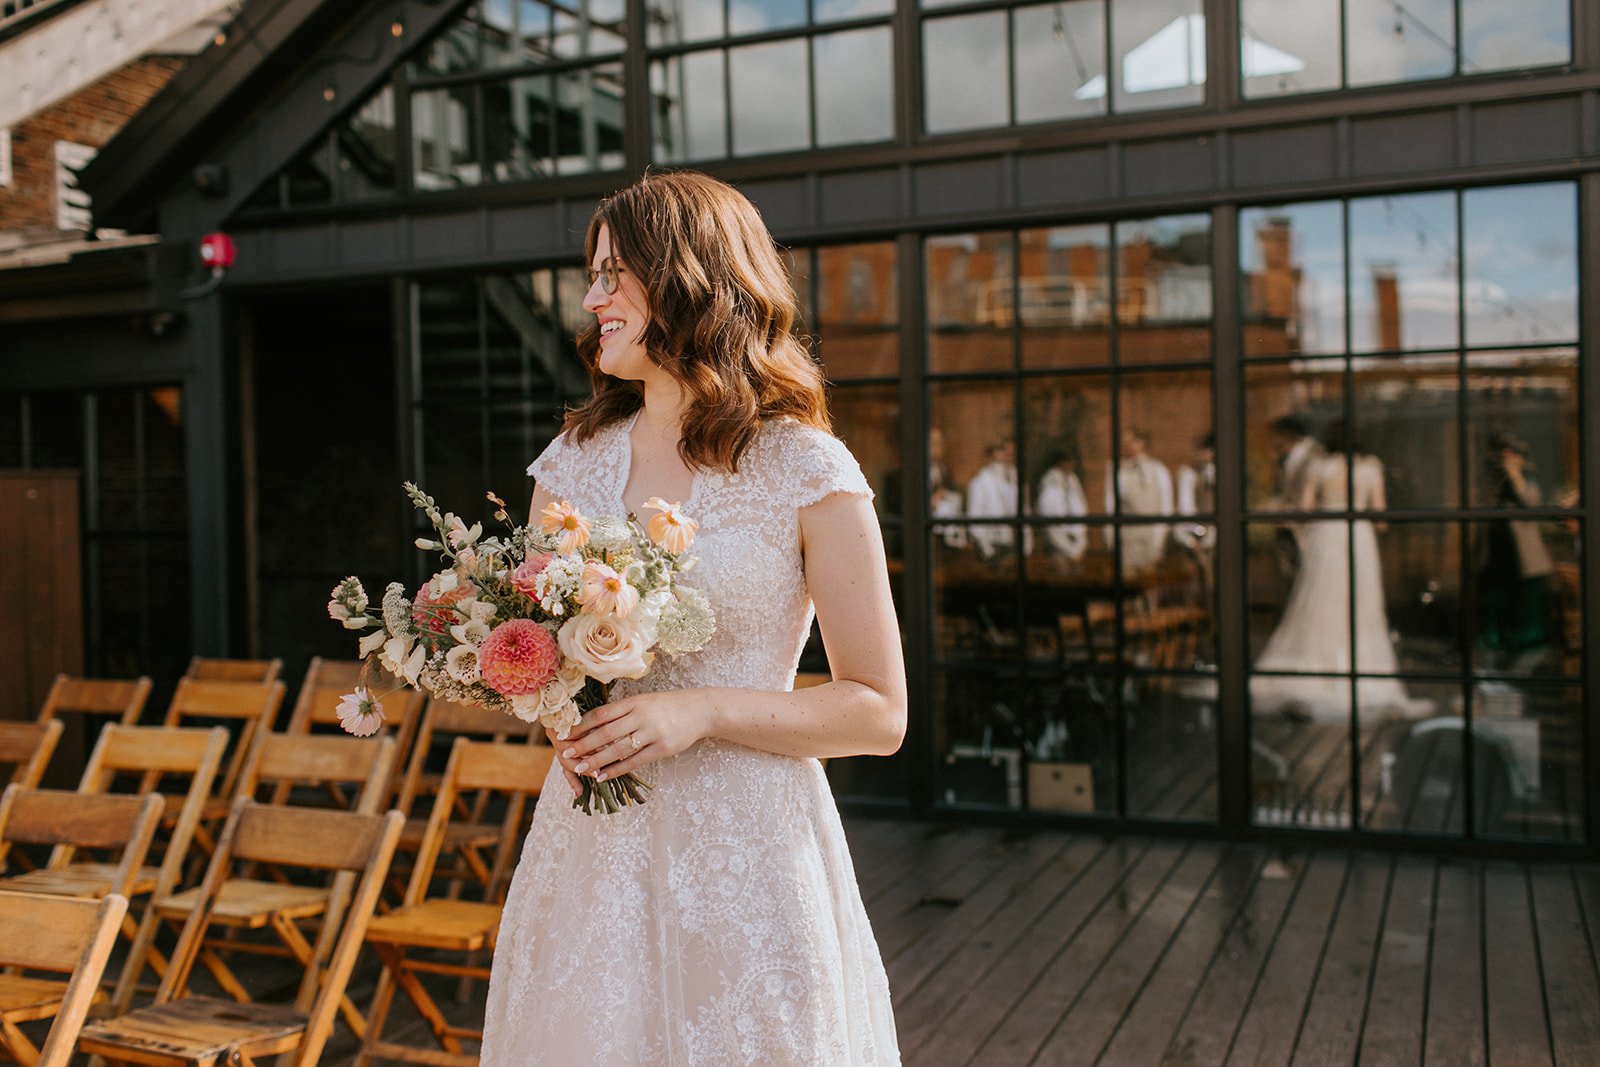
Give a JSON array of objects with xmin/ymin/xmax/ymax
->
[
  {"xmin": 578, "ymin": 560, "xmax": 639, "ymax": 619},
  {"xmin": 541, "ymin": 500, "xmax": 592, "ymax": 555},
  {"xmin": 643, "ymin": 497, "xmax": 698, "ymax": 554},
  {"xmin": 477, "ymin": 619, "xmax": 560, "ymax": 696}
]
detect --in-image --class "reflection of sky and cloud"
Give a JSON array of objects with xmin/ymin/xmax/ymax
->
[
  {"xmin": 1462, "ymin": 184, "xmax": 1578, "ymax": 346},
  {"xmin": 1349, "ymin": 192, "xmax": 1458, "ymax": 352}
]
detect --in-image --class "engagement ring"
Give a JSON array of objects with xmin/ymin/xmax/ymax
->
[{"xmin": 629, "ymin": 733, "xmax": 642, "ymax": 751}]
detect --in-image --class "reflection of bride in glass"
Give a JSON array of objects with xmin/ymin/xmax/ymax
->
[{"xmin": 1251, "ymin": 419, "xmax": 1432, "ymax": 720}]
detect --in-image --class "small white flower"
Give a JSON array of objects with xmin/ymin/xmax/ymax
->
[
  {"xmin": 447, "ymin": 516, "xmax": 483, "ymax": 549},
  {"xmin": 445, "ymin": 644, "xmax": 482, "ymax": 684},
  {"xmin": 415, "ymin": 537, "xmax": 440, "ymax": 550},
  {"xmin": 540, "ymin": 699, "xmax": 583, "ymax": 740},
  {"xmin": 358, "ymin": 629, "xmax": 388, "ymax": 658},
  {"xmin": 335, "ymin": 687, "xmax": 384, "ymax": 737}
]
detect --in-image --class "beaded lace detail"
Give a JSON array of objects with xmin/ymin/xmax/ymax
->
[{"xmin": 484, "ymin": 417, "xmax": 898, "ymax": 1066}]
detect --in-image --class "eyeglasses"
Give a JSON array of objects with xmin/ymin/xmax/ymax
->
[{"xmin": 586, "ymin": 257, "xmax": 627, "ymax": 295}]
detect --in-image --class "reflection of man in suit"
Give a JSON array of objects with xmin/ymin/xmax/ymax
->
[
  {"xmin": 1268, "ymin": 414, "xmax": 1326, "ymax": 576},
  {"xmin": 1175, "ymin": 432, "xmax": 1216, "ymax": 600},
  {"xmin": 1105, "ymin": 428, "xmax": 1173, "ymax": 572},
  {"xmin": 968, "ymin": 438, "xmax": 1026, "ymax": 560}
]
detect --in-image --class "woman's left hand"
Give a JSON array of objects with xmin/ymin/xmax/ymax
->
[{"xmin": 558, "ymin": 688, "xmax": 714, "ymax": 782}]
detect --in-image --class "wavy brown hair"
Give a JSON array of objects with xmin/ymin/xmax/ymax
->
[{"xmin": 564, "ymin": 170, "xmax": 830, "ymax": 472}]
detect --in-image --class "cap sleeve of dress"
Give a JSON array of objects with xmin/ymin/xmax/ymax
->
[
  {"xmin": 525, "ymin": 431, "xmax": 573, "ymax": 497},
  {"xmin": 782, "ymin": 424, "xmax": 874, "ymax": 510}
]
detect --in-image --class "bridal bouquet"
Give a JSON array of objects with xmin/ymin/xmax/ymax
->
[{"xmin": 327, "ymin": 483, "xmax": 714, "ymax": 814}]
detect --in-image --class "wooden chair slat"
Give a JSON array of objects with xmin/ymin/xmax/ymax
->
[
  {"xmin": 185, "ymin": 656, "xmax": 284, "ymax": 685},
  {"xmin": 0, "ymin": 891, "xmax": 127, "ymax": 1067},
  {"xmin": 0, "ymin": 720, "xmax": 62, "ymax": 791},
  {"xmin": 38, "ymin": 674, "xmax": 153, "ymax": 722},
  {"xmin": 93, "ymin": 724, "xmax": 222, "ymax": 775},
  {"xmin": 166, "ymin": 679, "xmax": 286, "ymax": 721},
  {"xmin": 0, "ymin": 787, "xmax": 156, "ymax": 851},
  {"xmin": 231, "ymin": 803, "xmax": 397, "ymax": 871}
]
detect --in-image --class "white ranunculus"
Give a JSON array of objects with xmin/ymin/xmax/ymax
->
[
  {"xmin": 446, "ymin": 644, "xmax": 482, "ymax": 684},
  {"xmin": 541, "ymin": 699, "xmax": 583, "ymax": 739},
  {"xmin": 558, "ymin": 613, "xmax": 654, "ymax": 684},
  {"xmin": 358, "ymin": 629, "xmax": 387, "ymax": 658}
]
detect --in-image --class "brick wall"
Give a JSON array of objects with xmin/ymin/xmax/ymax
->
[{"xmin": 0, "ymin": 56, "xmax": 182, "ymax": 233}]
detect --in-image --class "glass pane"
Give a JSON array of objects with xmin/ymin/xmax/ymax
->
[
  {"xmin": 412, "ymin": 85, "xmax": 481, "ymax": 190},
  {"xmin": 1244, "ymin": 360, "xmax": 1344, "ymax": 512},
  {"xmin": 1127, "ymin": 674, "xmax": 1217, "ymax": 821},
  {"xmin": 1346, "ymin": 0, "xmax": 1454, "ymax": 87},
  {"xmin": 1477, "ymin": 684, "xmax": 1583, "ymax": 842},
  {"xmin": 97, "ymin": 393, "xmax": 145, "ymax": 528},
  {"xmin": 482, "ymin": 0, "xmax": 551, "ymax": 67},
  {"xmin": 1013, "ymin": 0, "xmax": 1107, "ymax": 124},
  {"xmin": 1019, "ymin": 224, "xmax": 1112, "ymax": 369},
  {"xmin": 933, "ymin": 378, "xmax": 1018, "ymax": 558},
  {"xmin": 729, "ymin": 40, "xmax": 809, "ymax": 155},
  {"xmin": 651, "ymin": 51, "xmax": 726, "ymax": 162},
  {"xmin": 1470, "ymin": 519, "xmax": 1579, "ymax": 680},
  {"xmin": 141, "ymin": 389, "xmax": 187, "ymax": 533},
  {"xmin": 1250, "ymin": 700, "xmax": 1354, "ymax": 829},
  {"xmin": 936, "ymin": 669, "xmax": 1026, "ymax": 810},
  {"xmin": 556, "ymin": 265, "xmax": 593, "ymax": 336},
  {"xmin": 1349, "ymin": 191, "xmax": 1458, "ymax": 353},
  {"xmin": 729, "ymin": 0, "xmax": 805, "ymax": 35},
  {"xmin": 1024, "ymin": 669, "xmax": 1117, "ymax": 816},
  {"xmin": 1116, "ymin": 214, "xmax": 1211, "ymax": 365},
  {"xmin": 1461, "ymin": 0, "xmax": 1569, "ymax": 73},
  {"xmin": 1116, "ymin": 369, "xmax": 1209, "ymax": 520},
  {"xmin": 485, "ymin": 75, "xmax": 551, "ymax": 181},
  {"xmin": 1111, "ymin": 0, "xmax": 1205, "ymax": 113},
  {"xmin": 816, "ymin": 0, "xmax": 893, "ymax": 21},
  {"xmin": 1467, "ymin": 349, "xmax": 1579, "ymax": 511},
  {"xmin": 0, "ymin": 395, "xmax": 20, "ymax": 467},
  {"xmin": 829, "ymin": 385, "xmax": 901, "ymax": 514},
  {"xmin": 421, "ymin": 405, "xmax": 487, "ymax": 517},
  {"xmin": 1241, "ymin": 201, "xmax": 1345, "ymax": 357},
  {"xmin": 553, "ymin": 0, "xmax": 626, "ymax": 57},
  {"xmin": 646, "ymin": 0, "xmax": 723, "ymax": 46},
  {"xmin": 926, "ymin": 231, "xmax": 1014, "ymax": 374},
  {"xmin": 924, "ymin": 13, "xmax": 1008, "ymax": 133},
  {"xmin": 28, "ymin": 392, "xmax": 84, "ymax": 469},
  {"xmin": 418, "ymin": 280, "xmax": 483, "ymax": 401},
  {"xmin": 784, "ymin": 246, "xmax": 814, "ymax": 331},
  {"xmin": 1370, "ymin": 522, "xmax": 1462, "ymax": 673},
  {"xmin": 1023, "ymin": 374, "xmax": 1112, "ymax": 519},
  {"xmin": 1351, "ymin": 354, "xmax": 1460, "ymax": 509},
  {"xmin": 815, "ymin": 28, "xmax": 894, "ymax": 147},
  {"xmin": 338, "ymin": 85, "xmax": 398, "ymax": 200},
  {"xmin": 817, "ymin": 242, "xmax": 898, "ymax": 379},
  {"xmin": 1359, "ymin": 680, "xmax": 1464, "ymax": 834},
  {"xmin": 1248, "ymin": 517, "xmax": 1358, "ymax": 680},
  {"xmin": 1240, "ymin": 0, "xmax": 1341, "ymax": 97},
  {"xmin": 421, "ymin": 13, "xmax": 482, "ymax": 75},
  {"xmin": 1463, "ymin": 183, "xmax": 1578, "ymax": 347},
  {"xmin": 554, "ymin": 64, "xmax": 626, "ymax": 175}
]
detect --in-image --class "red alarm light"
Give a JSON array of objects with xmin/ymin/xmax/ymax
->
[{"xmin": 200, "ymin": 232, "xmax": 236, "ymax": 269}]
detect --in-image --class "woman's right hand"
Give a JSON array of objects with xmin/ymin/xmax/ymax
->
[{"xmin": 545, "ymin": 726, "xmax": 585, "ymax": 798}]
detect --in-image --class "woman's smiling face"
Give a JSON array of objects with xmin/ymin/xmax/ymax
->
[{"xmin": 584, "ymin": 224, "xmax": 654, "ymax": 383}]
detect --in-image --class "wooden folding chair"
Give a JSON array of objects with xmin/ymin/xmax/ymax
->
[
  {"xmin": 77, "ymin": 801, "xmax": 404, "ymax": 1067},
  {"xmin": 389, "ymin": 697, "xmax": 541, "ymax": 899},
  {"xmin": 0, "ymin": 892, "xmax": 129, "ymax": 1067},
  {"xmin": 0, "ymin": 786, "xmax": 164, "ymax": 906},
  {"xmin": 35, "ymin": 674, "xmax": 152, "ymax": 729},
  {"xmin": 184, "ymin": 656, "xmax": 283, "ymax": 685},
  {"xmin": 283, "ymin": 657, "xmax": 424, "ymax": 802},
  {"xmin": 357, "ymin": 738, "xmax": 555, "ymax": 1067},
  {"xmin": 147, "ymin": 732, "xmax": 398, "ymax": 1036},
  {"xmin": 0, "ymin": 720, "xmax": 63, "ymax": 791}
]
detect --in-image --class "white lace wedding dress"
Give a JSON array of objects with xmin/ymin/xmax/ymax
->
[
  {"xmin": 481, "ymin": 415, "xmax": 900, "ymax": 1066},
  {"xmin": 1251, "ymin": 454, "xmax": 1431, "ymax": 720}
]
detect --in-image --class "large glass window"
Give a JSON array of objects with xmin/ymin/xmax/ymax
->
[
  {"xmin": 1241, "ymin": 0, "xmax": 1571, "ymax": 99},
  {"xmin": 923, "ymin": 0, "xmax": 1206, "ymax": 134},
  {"xmin": 650, "ymin": 0, "xmax": 895, "ymax": 161},
  {"xmin": 1239, "ymin": 181, "xmax": 1582, "ymax": 843},
  {"xmin": 927, "ymin": 214, "xmax": 1217, "ymax": 822}
]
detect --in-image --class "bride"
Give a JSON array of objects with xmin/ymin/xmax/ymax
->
[
  {"xmin": 480, "ymin": 172, "xmax": 906, "ymax": 1064},
  {"xmin": 1251, "ymin": 421, "xmax": 1431, "ymax": 721}
]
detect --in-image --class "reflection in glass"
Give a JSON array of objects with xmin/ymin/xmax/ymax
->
[
  {"xmin": 554, "ymin": 64, "xmax": 625, "ymax": 174},
  {"xmin": 484, "ymin": 76, "xmax": 551, "ymax": 181},
  {"xmin": 1351, "ymin": 354, "xmax": 1459, "ymax": 509},
  {"xmin": 1477, "ymin": 685, "xmax": 1583, "ymax": 841},
  {"xmin": 934, "ymin": 539, "xmax": 1019, "ymax": 660},
  {"xmin": 937, "ymin": 670, "xmax": 1027, "ymax": 809},
  {"xmin": 1018, "ymin": 224, "xmax": 1112, "ymax": 369},
  {"xmin": 1126, "ymin": 674, "xmax": 1216, "ymax": 821},
  {"xmin": 1461, "ymin": 0, "xmax": 1569, "ymax": 73},
  {"xmin": 729, "ymin": 0, "xmax": 805, "ymax": 36},
  {"xmin": 816, "ymin": 0, "xmax": 893, "ymax": 20},
  {"xmin": 1110, "ymin": 0, "xmax": 1205, "ymax": 113},
  {"xmin": 422, "ymin": 16, "xmax": 482, "ymax": 74},
  {"xmin": 1115, "ymin": 214, "xmax": 1211, "ymax": 364},
  {"xmin": 1345, "ymin": 0, "xmax": 1454, "ymax": 87},
  {"xmin": 1368, "ymin": 523, "xmax": 1461, "ymax": 673},
  {"xmin": 829, "ymin": 385, "xmax": 900, "ymax": 510},
  {"xmin": 1243, "ymin": 360, "xmax": 1344, "ymax": 512},
  {"xmin": 1013, "ymin": 1, "xmax": 1106, "ymax": 124},
  {"xmin": 338, "ymin": 86, "xmax": 398, "ymax": 200},
  {"xmin": 1466, "ymin": 349, "xmax": 1579, "ymax": 511},
  {"xmin": 413, "ymin": 85, "xmax": 480, "ymax": 190},
  {"xmin": 1024, "ymin": 669, "xmax": 1117, "ymax": 816},
  {"xmin": 1116, "ymin": 370, "xmax": 1210, "ymax": 521},
  {"xmin": 553, "ymin": 0, "xmax": 626, "ymax": 57},
  {"xmin": 1239, "ymin": 0, "xmax": 1340, "ymax": 98},
  {"xmin": 1240, "ymin": 201, "xmax": 1345, "ymax": 356},
  {"xmin": 1023, "ymin": 375, "xmax": 1111, "ymax": 518},
  {"xmin": 1360, "ymin": 681, "xmax": 1463, "ymax": 834},
  {"xmin": 926, "ymin": 231, "xmax": 1014, "ymax": 373},
  {"xmin": 482, "ymin": 0, "xmax": 551, "ymax": 67},
  {"xmin": 1349, "ymin": 192, "xmax": 1458, "ymax": 353},
  {"xmin": 783, "ymin": 247, "xmax": 814, "ymax": 330},
  {"xmin": 932, "ymin": 379, "xmax": 1018, "ymax": 563},
  {"xmin": 924, "ymin": 13, "xmax": 1008, "ymax": 133},
  {"xmin": 651, "ymin": 51, "xmax": 727, "ymax": 161},
  {"xmin": 646, "ymin": 0, "xmax": 723, "ymax": 46},
  {"xmin": 730, "ymin": 40, "xmax": 809, "ymax": 155},
  {"xmin": 1251, "ymin": 700, "xmax": 1353, "ymax": 829},
  {"xmin": 817, "ymin": 243, "xmax": 898, "ymax": 379},
  {"xmin": 815, "ymin": 28, "xmax": 894, "ymax": 147},
  {"xmin": 1463, "ymin": 183, "xmax": 1578, "ymax": 347},
  {"xmin": 1470, "ymin": 515, "xmax": 1578, "ymax": 680}
]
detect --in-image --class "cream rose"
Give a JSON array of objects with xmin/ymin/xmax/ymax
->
[{"xmin": 558, "ymin": 613, "xmax": 654, "ymax": 684}]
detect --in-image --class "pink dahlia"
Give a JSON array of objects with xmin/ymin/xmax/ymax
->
[
  {"xmin": 478, "ymin": 619, "xmax": 560, "ymax": 696},
  {"xmin": 511, "ymin": 553, "xmax": 554, "ymax": 598}
]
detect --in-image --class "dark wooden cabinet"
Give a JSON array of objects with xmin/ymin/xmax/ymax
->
[{"xmin": 0, "ymin": 471, "xmax": 83, "ymax": 723}]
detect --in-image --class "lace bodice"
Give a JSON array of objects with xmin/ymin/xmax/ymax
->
[{"xmin": 527, "ymin": 413, "xmax": 873, "ymax": 697}]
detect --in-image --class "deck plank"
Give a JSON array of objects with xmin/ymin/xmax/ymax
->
[
  {"xmin": 1529, "ymin": 867, "xmax": 1600, "ymax": 1067},
  {"xmin": 1355, "ymin": 856, "xmax": 1434, "ymax": 1065},
  {"xmin": 1289, "ymin": 853, "xmax": 1393, "ymax": 1066},
  {"xmin": 1425, "ymin": 860, "xmax": 1487, "ymax": 1067},
  {"xmin": 1484, "ymin": 864, "xmax": 1555, "ymax": 1067}
]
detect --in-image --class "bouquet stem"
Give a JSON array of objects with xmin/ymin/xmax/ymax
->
[{"xmin": 569, "ymin": 679, "xmax": 653, "ymax": 815}]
